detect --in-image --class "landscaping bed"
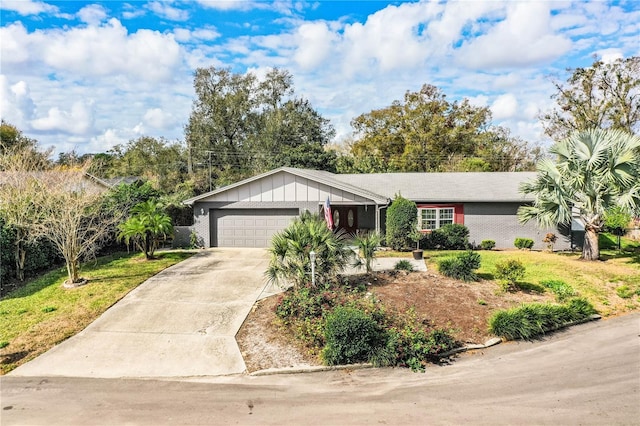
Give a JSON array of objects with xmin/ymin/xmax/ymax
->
[
  {"xmin": 238, "ymin": 245, "xmax": 640, "ymax": 373},
  {"xmin": 237, "ymin": 268, "xmax": 555, "ymax": 372}
]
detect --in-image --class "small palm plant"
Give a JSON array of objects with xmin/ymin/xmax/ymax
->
[
  {"xmin": 118, "ymin": 200, "xmax": 173, "ymax": 260},
  {"xmin": 266, "ymin": 212, "xmax": 353, "ymax": 288},
  {"xmin": 353, "ymin": 231, "xmax": 382, "ymax": 273}
]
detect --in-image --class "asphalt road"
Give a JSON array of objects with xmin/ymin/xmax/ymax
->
[{"xmin": 1, "ymin": 313, "xmax": 639, "ymax": 425}]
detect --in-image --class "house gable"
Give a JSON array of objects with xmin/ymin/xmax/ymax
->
[
  {"xmin": 191, "ymin": 170, "xmax": 375, "ymax": 204},
  {"xmin": 184, "ymin": 167, "xmax": 387, "ymax": 205}
]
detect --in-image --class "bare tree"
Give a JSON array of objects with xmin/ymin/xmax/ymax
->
[
  {"xmin": 0, "ymin": 146, "xmax": 51, "ymax": 281},
  {"xmin": 33, "ymin": 164, "xmax": 122, "ymax": 285}
]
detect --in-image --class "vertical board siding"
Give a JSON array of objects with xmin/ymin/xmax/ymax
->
[
  {"xmin": 295, "ymin": 176, "xmax": 307, "ymax": 201},
  {"xmin": 284, "ymin": 173, "xmax": 296, "ymax": 201},
  {"xmin": 262, "ymin": 177, "xmax": 273, "ymax": 202},
  {"xmin": 250, "ymin": 181, "xmax": 261, "ymax": 202},
  {"xmin": 273, "ymin": 173, "xmax": 284, "ymax": 201}
]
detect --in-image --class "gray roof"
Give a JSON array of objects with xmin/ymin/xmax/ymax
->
[
  {"xmin": 183, "ymin": 167, "xmax": 537, "ymax": 205},
  {"xmin": 100, "ymin": 176, "xmax": 143, "ymax": 187},
  {"xmin": 334, "ymin": 172, "xmax": 537, "ymax": 202}
]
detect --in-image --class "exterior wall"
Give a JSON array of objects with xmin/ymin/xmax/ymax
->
[
  {"xmin": 172, "ymin": 226, "xmax": 193, "ymax": 248},
  {"xmin": 192, "ymin": 200, "xmax": 320, "ymax": 247},
  {"xmin": 464, "ymin": 202, "xmax": 574, "ymax": 250}
]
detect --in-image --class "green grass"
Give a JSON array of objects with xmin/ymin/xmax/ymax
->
[
  {"xmin": 0, "ymin": 250, "xmax": 194, "ymax": 374},
  {"xmin": 423, "ymin": 236, "xmax": 639, "ymax": 315}
]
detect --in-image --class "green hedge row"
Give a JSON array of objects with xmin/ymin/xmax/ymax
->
[
  {"xmin": 1, "ymin": 222, "xmax": 62, "ymax": 291},
  {"xmin": 488, "ymin": 298, "xmax": 597, "ymax": 340}
]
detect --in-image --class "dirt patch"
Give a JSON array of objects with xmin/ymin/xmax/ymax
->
[
  {"xmin": 236, "ymin": 296, "xmax": 318, "ymax": 372},
  {"xmin": 236, "ymin": 270, "xmax": 556, "ymax": 373}
]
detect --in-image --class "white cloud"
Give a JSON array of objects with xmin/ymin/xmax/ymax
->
[
  {"xmin": 293, "ymin": 22, "xmax": 336, "ymax": 69},
  {"xmin": 2, "ymin": 19, "xmax": 183, "ymax": 83},
  {"xmin": 0, "ymin": 23, "xmax": 32, "ymax": 65},
  {"xmin": 122, "ymin": 3, "xmax": 146, "ymax": 20},
  {"xmin": 77, "ymin": 4, "xmax": 108, "ymax": 25},
  {"xmin": 467, "ymin": 94, "xmax": 489, "ymax": 108},
  {"xmin": 147, "ymin": 1, "xmax": 189, "ymax": 21},
  {"xmin": 0, "ymin": 0, "xmax": 58, "ymax": 15},
  {"xmin": 195, "ymin": 0, "xmax": 256, "ymax": 11},
  {"xmin": 491, "ymin": 94, "xmax": 518, "ymax": 120},
  {"xmin": 143, "ymin": 107, "xmax": 176, "ymax": 130},
  {"xmin": 458, "ymin": 2, "xmax": 573, "ymax": 69},
  {"xmin": 173, "ymin": 27, "xmax": 220, "ymax": 43},
  {"xmin": 597, "ymin": 49, "xmax": 624, "ymax": 64},
  {"xmin": 31, "ymin": 100, "xmax": 95, "ymax": 135},
  {"xmin": 0, "ymin": 75, "xmax": 36, "ymax": 128},
  {"xmin": 86, "ymin": 128, "xmax": 129, "ymax": 153}
]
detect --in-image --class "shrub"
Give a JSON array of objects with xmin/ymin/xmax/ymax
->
[
  {"xmin": 488, "ymin": 298, "xmax": 597, "ymax": 340},
  {"xmin": 322, "ymin": 306, "xmax": 387, "ymax": 365},
  {"xmin": 385, "ymin": 326, "xmax": 457, "ymax": 372},
  {"xmin": 0, "ymin": 221, "xmax": 63, "ymax": 294},
  {"xmin": 437, "ymin": 224, "xmax": 470, "ymax": 250},
  {"xmin": 394, "ymin": 259, "xmax": 414, "ymax": 271},
  {"xmin": 0, "ymin": 341, "xmax": 8, "ymax": 349},
  {"xmin": 422, "ymin": 224, "xmax": 470, "ymax": 250},
  {"xmin": 385, "ymin": 195, "xmax": 418, "ymax": 251},
  {"xmin": 615, "ymin": 285, "xmax": 637, "ymax": 299},
  {"xmin": 514, "ymin": 237, "xmax": 534, "ymax": 250},
  {"xmin": 370, "ymin": 309, "xmax": 457, "ymax": 372},
  {"xmin": 353, "ymin": 231, "xmax": 382, "ymax": 273},
  {"xmin": 494, "ymin": 259, "xmax": 526, "ymax": 291},
  {"xmin": 437, "ymin": 251, "xmax": 481, "ymax": 281},
  {"xmin": 275, "ymin": 284, "xmax": 339, "ymax": 323},
  {"xmin": 540, "ymin": 279, "xmax": 577, "ymax": 302},
  {"xmin": 480, "ymin": 240, "xmax": 496, "ymax": 250}
]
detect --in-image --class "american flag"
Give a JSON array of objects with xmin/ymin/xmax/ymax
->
[{"xmin": 324, "ymin": 197, "xmax": 333, "ymax": 230}]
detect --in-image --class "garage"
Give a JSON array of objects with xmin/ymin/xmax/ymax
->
[{"xmin": 210, "ymin": 209, "xmax": 299, "ymax": 248}]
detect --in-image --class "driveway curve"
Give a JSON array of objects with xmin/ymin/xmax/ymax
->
[{"xmin": 10, "ymin": 249, "xmax": 277, "ymax": 379}]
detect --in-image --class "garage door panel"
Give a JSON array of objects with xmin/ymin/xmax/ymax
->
[{"xmin": 211, "ymin": 209, "xmax": 298, "ymax": 248}]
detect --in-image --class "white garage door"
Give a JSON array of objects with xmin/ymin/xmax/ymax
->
[{"xmin": 211, "ymin": 209, "xmax": 299, "ymax": 248}]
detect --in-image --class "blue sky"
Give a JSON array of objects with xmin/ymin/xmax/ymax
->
[{"xmin": 1, "ymin": 0, "xmax": 638, "ymax": 156}]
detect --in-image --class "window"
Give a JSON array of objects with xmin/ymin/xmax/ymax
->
[{"xmin": 419, "ymin": 207, "xmax": 455, "ymax": 231}]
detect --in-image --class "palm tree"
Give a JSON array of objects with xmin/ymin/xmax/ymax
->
[
  {"xmin": 118, "ymin": 200, "xmax": 173, "ymax": 260},
  {"xmin": 266, "ymin": 212, "xmax": 353, "ymax": 288},
  {"xmin": 353, "ymin": 231, "xmax": 382, "ymax": 273},
  {"xmin": 518, "ymin": 128, "xmax": 640, "ymax": 260}
]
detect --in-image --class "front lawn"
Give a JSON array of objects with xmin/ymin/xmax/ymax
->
[
  {"xmin": 0, "ymin": 250, "xmax": 194, "ymax": 374},
  {"xmin": 425, "ymin": 243, "xmax": 639, "ymax": 316}
]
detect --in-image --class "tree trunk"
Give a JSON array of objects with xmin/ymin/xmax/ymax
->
[
  {"xmin": 14, "ymin": 244, "xmax": 25, "ymax": 281},
  {"xmin": 144, "ymin": 233, "xmax": 152, "ymax": 260},
  {"xmin": 581, "ymin": 228, "xmax": 600, "ymax": 261},
  {"xmin": 66, "ymin": 259, "xmax": 79, "ymax": 283}
]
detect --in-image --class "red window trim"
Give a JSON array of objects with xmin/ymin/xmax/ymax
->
[{"xmin": 417, "ymin": 204, "xmax": 464, "ymax": 228}]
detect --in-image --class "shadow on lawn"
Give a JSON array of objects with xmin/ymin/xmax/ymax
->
[{"xmin": 516, "ymin": 281, "xmax": 546, "ymax": 294}]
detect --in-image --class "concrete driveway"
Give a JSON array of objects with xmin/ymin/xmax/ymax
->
[{"xmin": 9, "ymin": 248, "xmax": 278, "ymax": 379}]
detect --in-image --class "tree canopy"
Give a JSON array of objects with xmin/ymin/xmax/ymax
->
[
  {"xmin": 186, "ymin": 67, "xmax": 337, "ymax": 189},
  {"xmin": 540, "ymin": 56, "xmax": 640, "ymax": 140},
  {"xmin": 343, "ymin": 84, "xmax": 541, "ymax": 173}
]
